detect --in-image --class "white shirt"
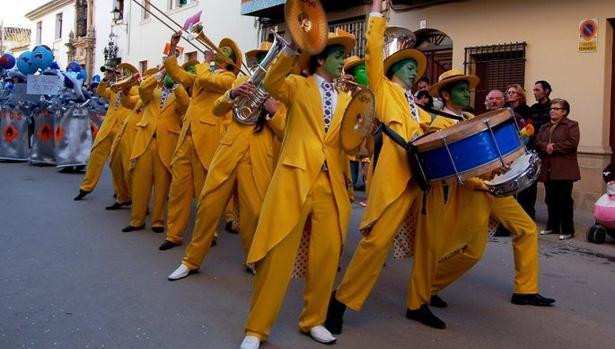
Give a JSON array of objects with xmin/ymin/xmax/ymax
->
[
  {"xmin": 443, "ymin": 106, "xmax": 465, "ymax": 123},
  {"xmin": 313, "ymin": 73, "xmax": 338, "ymax": 121}
]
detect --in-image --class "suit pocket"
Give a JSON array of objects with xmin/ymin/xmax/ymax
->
[
  {"xmin": 282, "ymin": 156, "xmax": 306, "ymax": 170},
  {"xmin": 199, "ymin": 116, "xmax": 217, "ymax": 126},
  {"xmin": 167, "ymin": 126, "xmax": 181, "ymax": 135}
]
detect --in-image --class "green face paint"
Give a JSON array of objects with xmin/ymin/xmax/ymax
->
[
  {"xmin": 184, "ymin": 64, "xmax": 196, "ymax": 74},
  {"xmin": 163, "ymin": 74, "xmax": 174, "ymax": 88},
  {"xmin": 323, "ymin": 47, "xmax": 345, "ymax": 79},
  {"xmin": 392, "ymin": 59, "xmax": 417, "ymax": 89},
  {"xmin": 449, "ymin": 81, "xmax": 470, "ymax": 108},
  {"xmin": 353, "ymin": 63, "xmax": 368, "ymax": 86},
  {"xmin": 216, "ymin": 46, "xmax": 236, "ymax": 67}
]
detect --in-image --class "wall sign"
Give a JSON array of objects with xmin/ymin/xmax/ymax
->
[{"xmin": 579, "ymin": 18, "xmax": 598, "ymax": 53}]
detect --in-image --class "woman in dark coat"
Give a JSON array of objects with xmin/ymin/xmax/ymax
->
[{"xmin": 535, "ymin": 98, "xmax": 580, "ymax": 240}]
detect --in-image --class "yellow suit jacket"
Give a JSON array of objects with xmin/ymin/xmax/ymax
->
[
  {"xmin": 130, "ymin": 75, "xmax": 189, "ymax": 172},
  {"xmin": 360, "ymin": 16, "xmax": 429, "ymax": 230},
  {"xmin": 93, "ymin": 82, "xmax": 134, "ymax": 149},
  {"xmin": 206, "ymin": 75, "xmax": 287, "ymax": 200},
  {"xmin": 164, "ymin": 56, "xmax": 234, "ymax": 169},
  {"xmin": 110, "ymin": 94, "xmax": 142, "ymax": 161},
  {"xmin": 246, "ymin": 53, "xmax": 352, "ymax": 264}
]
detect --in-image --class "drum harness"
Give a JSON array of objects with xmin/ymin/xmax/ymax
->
[{"xmin": 371, "ymin": 107, "xmax": 464, "ymax": 214}]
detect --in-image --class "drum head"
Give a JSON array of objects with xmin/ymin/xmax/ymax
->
[
  {"xmin": 414, "ymin": 108, "xmax": 514, "ymax": 151},
  {"xmin": 340, "ymin": 88, "xmax": 376, "ymax": 154}
]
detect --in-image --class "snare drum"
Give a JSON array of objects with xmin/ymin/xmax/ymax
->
[
  {"xmin": 484, "ymin": 151, "xmax": 541, "ymax": 197},
  {"xmin": 412, "ymin": 108, "xmax": 524, "ymax": 184}
]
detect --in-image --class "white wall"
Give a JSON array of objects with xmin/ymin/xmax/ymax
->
[
  {"xmin": 28, "ymin": 2, "xmax": 75, "ymax": 70},
  {"xmin": 93, "ymin": 0, "xmax": 122, "ymax": 79},
  {"xmin": 122, "ymin": 0, "xmax": 258, "ymax": 70}
]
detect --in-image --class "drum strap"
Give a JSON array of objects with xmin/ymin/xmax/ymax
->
[
  {"xmin": 374, "ymin": 121, "xmax": 431, "ymax": 193},
  {"xmin": 418, "ymin": 106, "xmax": 465, "ymax": 121}
]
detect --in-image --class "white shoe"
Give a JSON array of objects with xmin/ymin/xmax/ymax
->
[
  {"xmin": 539, "ymin": 229, "xmax": 553, "ymax": 235},
  {"xmin": 168, "ymin": 264, "xmax": 191, "ymax": 281},
  {"xmin": 559, "ymin": 234, "xmax": 574, "ymax": 240},
  {"xmin": 239, "ymin": 335, "xmax": 260, "ymax": 349},
  {"xmin": 307, "ymin": 325, "xmax": 336, "ymax": 344}
]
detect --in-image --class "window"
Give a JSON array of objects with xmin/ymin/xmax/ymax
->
[
  {"xmin": 55, "ymin": 13, "xmax": 63, "ymax": 39},
  {"xmin": 185, "ymin": 51, "xmax": 197, "ymax": 62},
  {"xmin": 140, "ymin": 60, "xmax": 148, "ymax": 74},
  {"xmin": 114, "ymin": 0, "xmax": 125, "ymax": 21},
  {"xmin": 329, "ymin": 17, "xmax": 366, "ymax": 57},
  {"xmin": 168, "ymin": 0, "xmax": 194, "ymax": 10},
  {"xmin": 142, "ymin": 0, "xmax": 150, "ymax": 20},
  {"xmin": 464, "ymin": 42, "xmax": 527, "ymax": 114},
  {"xmin": 36, "ymin": 21, "xmax": 42, "ymax": 44}
]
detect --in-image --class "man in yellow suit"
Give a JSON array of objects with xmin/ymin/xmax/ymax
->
[
  {"xmin": 121, "ymin": 69, "xmax": 189, "ymax": 233},
  {"xmin": 165, "ymin": 45, "xmax": 287, "ymax": 278},
  {"xmin": 325, "ymin": 0, "xmax": 448, "ymax": 333},
  {"xmin": 74, "ymin": 64, "xmax": 138, "ymax": 201},
  {"xmin": 238, "ymin": 31, "xmax": 356, "ymax": 349},
  {"xmin": 162, "ymin": 31, "xmax": 240, "ymax": 244},
  {"xmin": 105, "ymin": 68, "xmax": 158, "ymax": 210},
  {"xmin": 427, "ymin": 69, "xmax": 555, "ymax": 308}
]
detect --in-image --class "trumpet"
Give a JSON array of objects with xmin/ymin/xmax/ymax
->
[
  {"xmin": 129, "ymin": 0, "xmax": 249, "ymax": 76},
  {"xmin": 100, "ymin": 66, "xmax": 121, "ymax": 75}
]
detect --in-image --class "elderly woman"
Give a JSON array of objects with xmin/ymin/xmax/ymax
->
[
  {"xmin": 535, "ymin": 98, "xmax": 580, "ymax": 240},
  {"xmin": 506, "ymin": 84, "xmax": 531, "ymax": 120}
]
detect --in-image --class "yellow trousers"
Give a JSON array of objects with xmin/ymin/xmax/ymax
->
[
  {"xmin": 165, "ymin": 134, "xmax": 206, "ymax": 244},
  {"xmin": 433, "ymin": 189, "xmax": 539, "ymax": 294},
  {"xmin": 245, "ymin": 172, "xmax": 342, "ymax": 341},
  {"xmin": 336, "ymin": 184, "xmax": 444, "ymax": 311},
  {"xmin": 182, "ymin": 150, "xmax": 261, "ymax": 269},
  {"xmin": 109, "ymin": 143, "xmax": 131, "ymax": 204},
  {"xmin": 129, "ymin": 140, "xmax": 171, "ymax": 228},
  {"xmin": 80, "ymin": 133, "xmax": 114, "ymax": 192}
]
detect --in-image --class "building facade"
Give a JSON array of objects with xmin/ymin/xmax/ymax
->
[
  {"xmin": 114, "ymin": 0, "xmax": 258, "ymax": 73},
  {"xmin": 25, "ymin": 0, "xmax": 76, "ymax": 71},
  {"xmin": 242, "ymin": 0, "xmax": 615, "ymax": 211},
  {"xmin": 0, "ymin": 27, "xmax": 32, "ymax": 56}
]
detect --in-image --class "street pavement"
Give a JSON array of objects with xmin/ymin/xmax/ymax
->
[{"xmin": 2, "ymin": 162, "xmax": 615, "ymax": 349}]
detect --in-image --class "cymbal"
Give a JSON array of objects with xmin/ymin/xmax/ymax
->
[
  {"xmin": 285, "ymin": 0, "xmax": 328, "ymax": 55},
  {"xmin": 341, "ymin": 88, "xmax": 376, "ymax": 154}
]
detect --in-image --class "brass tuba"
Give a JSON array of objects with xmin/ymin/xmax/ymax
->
[{"xmin": 231, "ymin": 0, "xmax": 328, "ymax": 124}]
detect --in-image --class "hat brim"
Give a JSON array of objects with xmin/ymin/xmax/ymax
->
[
  {"xmin": 429, "ymin": 75, "xmax": 480, "ymax": 98},
  {"xmin": 219, "ymin": 38, "xmax": 243, "ymax": 76},
  {"xmin": 344, "ymin": 57, "xmax": 365, "ymax": 73},
  {"xmin": 383, "ymin": 48, "xmax": 426, "ymax": 81},
  {"xmin": 182, "ymin": 59, "xmax": 199, "ymax": 71},
  {"xmin": 297, "ymin": 36, "xmax": 356, "ymax": 73}
]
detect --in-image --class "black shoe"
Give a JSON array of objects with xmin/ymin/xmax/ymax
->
[
  {"xmin": 159, "ymin": 240, "xmax": 180, "ymax": 250},
  {"xmin": 105, "ymin": 201, "xmax": 131, "ymax": 210},
  {"xmin": 74, "ymin": 190, "xmax": 90, "ymax": 201},
  {"xmin": 324, "ymin": 292, "xmax": 347, "ymax": 334},
  {"xmin": 122, "ymin": 224, "xmax": 145, "ymax": 232},
  {"xmin": 152, "ymin": 227, "xmax": 165, "ymax": 233},
  {"xmin": 225, "ymin": 221, "xmax": 239, "ymax": 234},
  {"xmin": 244, "ymin": 264, "xmax": 256, "ymax": 275},
  {"xmin": 406, "ymin": 304, "xmax": 446, "ymax": 329},
  {"xmin": 430, "ymin": 295, "xmax": 448, "ymax": 308},
  {"xmin": 211, "ymin": 237, "xmax": 217, "ymax": 247},
  {"xmin": 493, "ymin": 226, "xmax": 511, "ymax": 237},
  {"xmin": 511, "ymin": 293, "xmax": 555, "ymax": 306}
]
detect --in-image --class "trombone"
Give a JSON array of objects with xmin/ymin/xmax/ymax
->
[{"xmin": 129, "ymin": 0, "xmax": 250, "ymax": 76}]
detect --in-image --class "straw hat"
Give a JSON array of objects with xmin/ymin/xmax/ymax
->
[
  {"xmin": 429, "ymin": 69, "xmax": 479, "ymax": 98},
  {"xmin": 297, "ymin": 29, "xmax": 356, "ymax": 72},
  {"xmin": 218, "ymin": 37, "xmax": 243, "ymax": 76},
  {"xmin": 343, "ymin": 55, "xmax": 364, "ymax": 74},
  {"xmin": 246, "ymin": 41, "xmax": 273, "ymax": 62},
  {"xmin": 383, "ymin": 48, "xmax": 426, "ymax": 81},
  {"xmin": 143, "ymin": 68, "xmax": 159, "ymax": 78},
  {"xmin": 182, "ymin": 59, "xmax": 199, "ymax": 72}
]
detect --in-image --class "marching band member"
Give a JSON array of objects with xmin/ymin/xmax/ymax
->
[
  {"xmin": 74, "ymin": 65, "xmax": 138, "ymax": 201},
  {"xmin": 427, "ymin": 69, "xmax": 556, "ymax": 308},
  {"xmin": 325, "ymin": 0, "xmax": 447, "ymax": 333},
  {"xmin": 162, "ymin": 31, "xmax": 240, "ymax": 241},
  {"xmin": 121, "ymin": 69, "xmax": 189, "ymax": 232},
  {"xmin": 166, "ymin": 42, "xmax": 286, "ymax": 279},
  {"xmin": 239, "ymin": 31, "xmax": 356, "ymax": 349},
  {"xmin": 105, "ymin": 68, "xmax": 158, "ymax": 210}
]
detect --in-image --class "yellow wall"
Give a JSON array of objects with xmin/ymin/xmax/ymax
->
[{"xmin": 388, "ymin": 0, "xmax": 615, "ymax": 154}]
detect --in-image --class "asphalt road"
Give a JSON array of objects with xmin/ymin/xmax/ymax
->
[{"xmin": 2, "ymin": 162, "xmax": 615, "ymax": 349}]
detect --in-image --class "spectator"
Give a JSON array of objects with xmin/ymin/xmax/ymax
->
[
  {"xmin": 506, "ymin": 84, "xmax": 531, "ymax": 120},
  {"xmin": 535, "ymin": 98, "xmax": 580, "ymax": 240},
  {"xmin": 415, "ymin": 89, "xmax": 433, "ymax": 109},
  {"xmin": 485, "ymin": 89, "xmax": 506, "ymax": 111},
  {"xmin": 415, "ymin": 76, "xmax": 443, "ymax": 110},
  {"xmin": 415, "ymin": 77, "xmax": 430, "ymax": 91},
  {"xmin": 518, "ymin": 80, "xmax": 552, "ymax": 219}
]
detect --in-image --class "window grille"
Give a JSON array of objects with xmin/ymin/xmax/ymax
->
[{"xmin": 464, "ymin": 42, "xmax": 526, "ymax": 114}]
